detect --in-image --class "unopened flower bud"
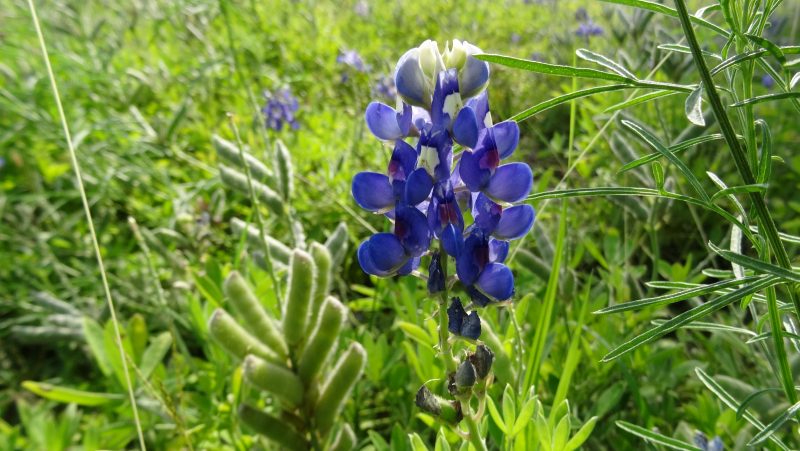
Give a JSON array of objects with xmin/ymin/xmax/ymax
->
[
  {"xmin": 470, "ymin": 343, "xmax": 494, "ymax": 379},
  {"xmin": 415, "ymin": 385, "xmax": 462, "ymax": 423},
  {"xmin": 427, "ymin": 251, "xmax": 445, "ymax": 294},
  {"xmin": 455, "ymin": 360, "xmax": 477, "ymax": 389}
]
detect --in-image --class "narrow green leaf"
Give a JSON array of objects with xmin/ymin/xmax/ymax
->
[
  {"xmin": 748, "ymin": 401, "xmax": 800, "ymax": 446},
  {"xmin": 695, "ymin": 368, "xmax": 790, "ymax": 450},
  {"xmin": 564, "ymin": 417, "xmax": 597, "ymax": 451},
  {"xmin": 685, "ymin": 87, "xmax": 705, "ymax": 126},
  {"xmin": 475, "ymin": 54, "xmax": 631, "ymax": 82},
  {"xmin": 709, "ymin": 242, "xmax": 800, "ymax": 283},
  {"xmin": 595, "ymin": 276, "xmax": 762, "ymax": 314},
  {"xmin": 602, "ymin": 277, "xmax": 780, "ymax": 361},
  {"xmin": 710, "ymin": 184, "xmax": 768, "ymax": 202},
  {"xmin": 511, "ymin": 85, "xmax": 631, "ymax": 123},
  {"xmin": 486, "ymin": 396, "xmax": 509, "ymax": 435},
  {"xmin": 598, "ymin": 0, "xmax": 729, "ymax": 36},
  {"xmin": 576, "ymin": 48, "xmax": 636, "ymax": 79},
  {"xmin": 744, "ymin": 34, "xmax": 786, "ymax": 64},
  {"xmin": 618, "ymin": 134, "xmax": 724, "ymax": 173},
  {"xmin": 791, "ymin": 72, "xmax": 800, "ymax": 89},
  {"xmin": 616, "ymin": 421, "xmax": 702, "ymax": 450},
  {"xmin": 651, "ymin": 161, "xmax": 665, "ymax": 190},
  {"xmin": 604, "ymin": 90, "xmax": 678, "ymax": 113},
  {"xmin": 650, "ymin": 320, "xmax": 756, "ymax": 336},
  {"xmin": 658, "ymin": 43, "xmax": 721, "ymax": 60},
  {"xmin": 621, "ymin": 119, "xmax": 710, "ymax": 201},
  {"xmin": 396, "ymin": 321, "xmax": 435, "ymax": 347},
  {"xmin": 731, "ymin": 92, "xmax": 800, "ymax": 107},
  {"xmin": 735, "ymin": 388, "xmax": 783, "ymax": 419},
  {"xmin": 140, "ymin": 332, "xmax": 172, "ymax": 379},
  {"xmin": 511, "ymin": 396, "xmax": 537, "ymax": 437},
  {"xmin": 22, "ymin": 381, "xmax": 123, "ymax": 406}
]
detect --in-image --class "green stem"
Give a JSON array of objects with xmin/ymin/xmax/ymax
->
[
  {"xmin": 460, "ymin": 399, "xmax": 488, "ymax": 451},
  {"xmin": 673, "ymin": 0, "xmax": 798, "ymax": 404},
  {"xmin": 437, "ymin": 244, "xmax": 456, "ymax": 373}
]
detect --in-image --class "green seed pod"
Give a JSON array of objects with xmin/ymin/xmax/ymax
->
[
  {"xmin": 308, "ymin": 242, "xmax": 333, "ymax": 328},
  {"xmin": 219, "ymin": 165, "xmax": 283, "ymax": 214},
  {"xmin": 455, "ymin": 360, "xmax": 477, "ymax": 389},
  {"xmin": 223, "ymin": 272, "xmax": 288, "ymax": 360},
  {"xmin": 329, "ymin": 424, "xmax": 356, "ymax": 451},
  {"xmin": 243, "ymin": 355, "xmax": 304, "ymax": 408},
  {"xmin": 238, "ymin": 403, "xmax": 307, "ymax": 451},
  {"xmin": 273, "ymin": 139, "xmax": 294, "ymax": 202},
  {"xmin": 313, "ymin": 342, "xmax": 366, "ymax": 436},
  {"xmin": 324, "ymin": 222, "xmax": 349, "ymax": 266},
  {"xmin": 230, "ymin": 218, "xmax": 292, "ymax": 266},
  {"xmin": 415, "ymin": 386, "xmax": 462, "ymax": 424},
  {"xmin": 207, "ymin": 309, "xmax": 278, "ymax": 363},
  {"xmin": 298, "ymin": 297, "xmax": 346, "ymax": 384},
  {"xmin": 282, "ymin": 250, "xmax": 316, "ymax": 346},
  {"xmin": 212, "ymin": 135, "xmax": 275, "ymax": 185}
]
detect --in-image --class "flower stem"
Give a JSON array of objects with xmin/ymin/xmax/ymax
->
[
  {"xmin": 460, "ymin": 399, "xmax": 487, "ymax": 451},
  {"xmin": 437, "ymin": 243, "xmax": 457, "ymax": 373}
]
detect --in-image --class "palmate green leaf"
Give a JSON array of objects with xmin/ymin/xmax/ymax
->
[
  {"xmin": 576, "ymin": 48, "xmax": 636, "ymax": 79},
  {"xmin": 749, "ymin": 401, "xmax": 800, "ymax": 446},
  {"xmin": 621, "ymin": 119, "xmax": 710, "ymax": 202},
  {"xmin": 595, "ymin": 276, "xmax": 762, "ymax": 314},
  {"xmin": 602, "ymin": 276, "xmax": 780, "ymax": 361},
  {"xmin": 731, "ymin": 92, "xmax": 800, "ymax": 107},
  {"xmin": 475, "ymin": 54, "xmax": 632, "ymax": 82},
  {"xmin": 511, "ymin": 85, "xmax": 631, "ymax": 123},
  {"xmin": 618, "ymin": 134, "xmax": 725, "ymax": 173},
  {"xmin": 598, "ymin": 0, "xmax": 729, "ymax": 36},
  {"xmin": 708, "ymin": 242, "xmax": 800, "ymax": 283},
  {"xmin": 616, "ymin": 421, "xmax": 701, "ymax": 450},
  {"xmin": 696, "ymin": 368, "xmax": 790, "ymax": 450},
  {"xmin": 22, "ymin": 381, "xmax": 123, "ymax": 406}
]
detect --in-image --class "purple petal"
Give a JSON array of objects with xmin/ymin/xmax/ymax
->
[
  {"xmin": 471, "ymin": 193, "xmax": 502, "ymax": 233},
  {"xmin": 394, "ymin": 206, "xmax": 431, "ymax": 257},
  {"xmin": 492, "ymin": 121, "xmax": 520, "ymax": 159},
  {"xmin": 476, "ymin": 263, "xmax": 514, "ymax": 301},
  {"xmin": 489, "ymin": 239, "xmax": 509, "ymax": 263},
  {"xmin": 486, "ymin": 163, "xmax": 533, "ymax": 203},
  {"xmin": 466, "ymin": 91, "xmax": 491, "ymax": 129},
  {"xmin": 352, "ymin": 172, "xmax": 394, "ymax": 211},
  {"xmin": 404, "ymin": 168, "xmax": 433, "ymax": 206},
  {"xmin": 459, "ymin": 53, "xmax": 490, "ymax": 99},
  {"xmin": 388, "ymin": 140, "xmax": 418, "ymax": 184},
  {"xmin": 459, "ymin": 147, "xmax": 492, "ymax": 192},
  {"xmin": 430, "ymin": 68, "xmax": 462, "ymax": 131},
  {"xmin": 494, "ymin": 205, "xmax": 535, "ymax": 240},
  {"xmin": 365, "ymin": 102, "xmax": 406, "ymax": 140},
  {"xmin": 453, "ymin": 106, "xmax": 479, "ymax": 148},
  {"xmin": 441, "ymin": 223, "xmax": 464, "ymax": 257},
  {"xmin": 456, "ymin": 233, "xmax": 487, "ymax": 285},
  {"xmin": 460, "ymin": 311, "xmax": 481, "ymax": 339},
  {"xmin": 447, "ymin": 298, "xmax": 466, "ymax": 335},
  {"xmin": 397, "ymin": 256, "xmax": 421, "ymax": 275}
]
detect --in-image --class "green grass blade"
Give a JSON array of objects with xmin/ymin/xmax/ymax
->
[
  {"xmin": 616, "ymin": 421, "xmax": 702, "ymax": 450},
  {"xmin": 602, "ymin": 277, "xmax": 780, "ymax": 361}
]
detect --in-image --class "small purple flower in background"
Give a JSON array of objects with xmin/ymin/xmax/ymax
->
[
  {"xmin": 693, "ymin": 432, "xmax": 724, "ymax": 451},
  {"xmin": 761, "ymin": 74, "xmax": 775, "ymax": 89},
  {"xmin": 529, "ymin": 52, "xmax": 544, "ymax": 62},
  {"xmin": 261, "ymin": 88, "xmax": 300, "ymax": 131},
  {"xmin": 510, "ymin": 33, "xmax": 521, "ymax": 45},
  {"xmin": 575, "ymin": 8, "xmax": 604, "ymax": 40},
  {"xmin": 338, "ymin": 49, "xmax": 369, "ymax": 72},
  {"xmin": 354, "ymin": 0, "xmax": 369, "ymax": 17},
  {"xmin": 373, "ymin": 74, "xmax": 397, "ymax": 101},
  {"xmin": 0, "ymin": 156, "xmax": 5, "ymax": 169}
]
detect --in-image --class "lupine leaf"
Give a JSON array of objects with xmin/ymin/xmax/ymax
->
[
  {"xmin": 708, "ymin": 242, "xmax": 800, "ymax": 283},
  {"xmin": 748, "ymin": 401, "xmax": 800, "ymax": 446},
  {"xmin": 657, "ymin": 43, "xmax": 722, "ymax": 60},
  {"xmin": 616, "ymin": 421, "xmax": 702, "ymax": 450},
  {"xmin": 731, "ymin": 92, "xmax": 800, "ymax": 107},
  {"xmin": 511, "ymin": 85, "xmax": 631, "ymax": 123},
  {"xmin": 475, "ymin": 54, "xmax": 631, "ymax": 82},
  {"xmin": 604, "ymin": 90, "xmax": 678, "ymax": 113},
  {"xmin": 564, "ymin": 417, "xmax": 597, "ymax": 451},
  {"xmin": 710, "ymin": 184, "xmax": 768, "ymax": 202},
  {"xmin": 576, "ymin": 48, "xmax": 636, "ymax": 79},
  {"xmin": 602, "ymin": 277, "xmax": 780, "ymax": 361},
  {"xmin": 618, "ymin": 134, "xmax": 725, "ymax": 173},
  {"xmin": 598, "ymin": 0, "xmax": 729, "ymax": 36},
  {"xmin": 486, "ymin": 396, "xmax": 509, "ymax": 435},
  {"xmin": 744, "ymin": 34, "xmax": 786, "ymax": 64},
  {"xmin": 685, "ymin": 87, "xmax": 705, "ymax": 126}
]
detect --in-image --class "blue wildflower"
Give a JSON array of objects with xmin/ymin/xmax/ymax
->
[
  {"xmin": 354, "ymin": 0, "xmax": 369, "ymax": 17},
  {"xmin": 338, "ymin": 49, "xmax": 369, "ymax": 72},
  {"xmin": 0, "ymin": 156, "xmax": 5, "ymax": 169},
  {"xmin": 575, "ymin": 7, "xmax": 589, "ymax": 21},
  {"xmin": 353, "ymin": 40, "xmax": 534, "ymax": 306},
  {"xmin": 762, "ymin": 74, "xmax": 775, "ymax": 89},
  {"xmin": 575, "ymin": 9, "xmax": 604, "ymax": 39},
  {"xmin": 261, "ymin": 88, "xmax": 299, "ymax": 131},
  {"xmin": 693, "ymin": 432, "xmax": 723, "ymax": 451},
  {"xmin": 373, "ymin": 74, "xmax": 397, "ymax": 101}
]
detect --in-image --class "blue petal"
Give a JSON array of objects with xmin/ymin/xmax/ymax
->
[
  {"xmin": 458, "ymin": 147, "xmax": 492, "ymax": 192},
  {"xmin": 489, "ymin": 239, "xmax": 509, "ymax": 263},
  {"xmin": 460, "ymin": 311, "xmax": 481, "ymax": 339},
  {"xmin": 465, "ymin": 91, "xmax": 491, "ymax": 129},
  {"xmin": 447, "ymin": 298, "xmax": 466, "ymax": 335},
  {"xmin": 352, "ymin": 172, "xmax": 394, "ymax": 211},
  {"xmin": 471, "ymin": 193, "xmax": 502, "ymax": 234},
  {"xmin": 456, "ymin": 233, "xmax": 486, "ymax": 286},
  {"xmin": 476, "ymin": 263, "xmax": 514, "ymax": 301},
  {"xmin": 453, "ymin": 106, "xmax": 479, "ymax": 148},
  {"xmin": 394, "ymin": 206, "xmax": 431, "ymax": 257},
  {"xmin": 486, "ymin": 163, "xmax": 533, "ymax": 203},
  {"xmin": 395, "ymin": 48, "xmax": 428, "ymax": 107},
  {"xmin": 441, "ymin": 223, "xmax": 464, "ymax": 257},
  {"xmin": 365, "ymin": 102, "xmax": 406, "ymax": 140},
  {"xmin": 404, "ymin": 168, "xmax": 433, "ymax": 206},
  {"xmin": 357, "ymin": 235, "xmax": 407, "ymax": 277},
  {"xmin": 430, "ymin": 68, "xmax": 462, "ymax": 131},
  {"xmin": 494, "ymin": 205, "xmax": 535, "ymax": 240},
  {"xmin": 388, "ymin": 140, "xmax": 418, "ymax": 184},
  {"xmin": 459, "ymin": 53, "xmax": 490, "ymax": 99},
  {"xmin": 397, "ymin": 256, "xmax": 421, "ymax": 276},
  {"xmin": 466, "ymin": 285, "xmax": 493, "ymax": 307},
  {"xmin": 412, "ymin": 106, "xmax": 431, "ymax": 132},
  {"xmin": 492, "ymin": 121, "xmax": 520, "ymax": 159}
]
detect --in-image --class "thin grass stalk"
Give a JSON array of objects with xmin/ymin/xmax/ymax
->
[
  {"xmin": 26, "ymin": 1, "xmax": 146, "ymax": 448},
  {"xmin": 673, "ymin": 0, "xmax": 798, "ymax": 404}
]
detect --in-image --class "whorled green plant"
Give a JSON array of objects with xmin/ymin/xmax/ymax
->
[{"xmin": 208, "ymin": 252, "xmax": 365, "ymax": 450}]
